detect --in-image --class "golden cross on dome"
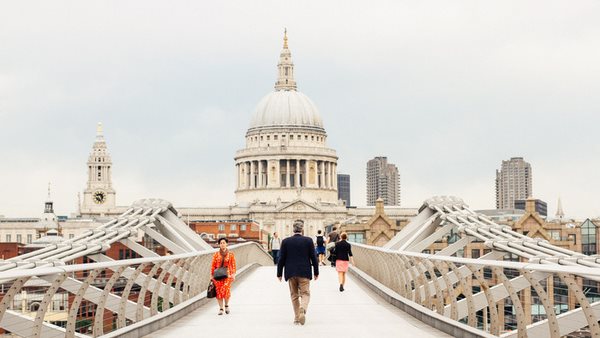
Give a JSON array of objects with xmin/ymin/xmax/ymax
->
[{"xmin": 283, "ymin": 28, "xmax": 288, "ymax": 49}]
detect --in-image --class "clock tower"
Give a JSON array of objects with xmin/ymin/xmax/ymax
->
[{"xmin": 81, "ymin": 123, "xmax": 116, "ymax": 216}]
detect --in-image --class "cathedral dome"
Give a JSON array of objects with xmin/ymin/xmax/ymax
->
[{"xmin": 249, "ymin": 90, "xmax": 324, "ymax": 130}]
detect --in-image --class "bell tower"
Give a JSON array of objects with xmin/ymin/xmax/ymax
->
[{"xmin": 81, "ymin": 123, "xmax": 116, "ymax": 216}]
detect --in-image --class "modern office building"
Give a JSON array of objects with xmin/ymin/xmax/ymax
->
[
  {"xmin": 515, "ymin": 198, "xmax": 547, "ymax": 217},
  {"xmin": 366, "ymin": 157, "xmax": 400, "ymax": 206},
  {"xmin": 337, "ymin": 174, "xmax": 351, "ymax": 206},
  {"xmin": 495, "ymin": 157, "xmax": 532, "ymax": 209}
]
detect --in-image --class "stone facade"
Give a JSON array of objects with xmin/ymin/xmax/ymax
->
[{"xmin": 339, "ymin": 198, "xmax": 406, "ymax": 246}]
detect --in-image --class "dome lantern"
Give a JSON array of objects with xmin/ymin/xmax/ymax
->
[{"xmin": 274, "ymin": 28, "xmax": 297, "ymax": 92}]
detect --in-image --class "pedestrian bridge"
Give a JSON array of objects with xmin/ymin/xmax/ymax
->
[
  {"xmin": 0, "ymin": 197, "xmax": 599, "ymax": 338},
  {"xmin": 146, "ymin": 266, "xmax": 452, "ymax": 338}
]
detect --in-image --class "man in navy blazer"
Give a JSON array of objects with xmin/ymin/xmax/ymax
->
[{"xmin": 277, "ymin": 220, "xmax": 319, "ymax": 325}]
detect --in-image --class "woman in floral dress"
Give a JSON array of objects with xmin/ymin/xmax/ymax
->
[{"xmin": 211, "ymin": 237, "xmax": 237, "ymax": 315}]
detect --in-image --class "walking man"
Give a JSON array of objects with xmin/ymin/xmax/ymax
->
[
  {"xmin": 277, "ymin": 220, "xmax": 319, "ymax": 325},
  {"xmin": 270, "ymin": 232, "xmax": 281, "ymax": 265}
]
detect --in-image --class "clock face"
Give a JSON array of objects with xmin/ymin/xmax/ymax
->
[{"xmin": 93, "ymin": 191, "xmax": 106, "ymax": 204}]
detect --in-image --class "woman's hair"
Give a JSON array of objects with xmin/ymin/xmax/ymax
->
[
  {"xmin": 218, "ymin": 237, "xmax": 228, "ymax": 244},
  {"xmin": 317, "ymin": 230, "xmax": 322, "ymax": 235},
  {"xmin": 341, "ymin": 232, "xmax": 348, "ymax": 240}
]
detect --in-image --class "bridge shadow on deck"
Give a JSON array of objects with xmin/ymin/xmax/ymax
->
[{"xmin": 146, "ymin": 266, "xmax": 451, "ymax": 338}]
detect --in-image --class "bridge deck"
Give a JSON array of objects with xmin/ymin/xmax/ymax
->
[{"xmin": 147, "ymin": 266, "xmax": 452, "ymax": 338}]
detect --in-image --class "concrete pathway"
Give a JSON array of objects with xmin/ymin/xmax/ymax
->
[{"xmin": 147, "ymin": 265, "xmax": 452, "ymax": 338}]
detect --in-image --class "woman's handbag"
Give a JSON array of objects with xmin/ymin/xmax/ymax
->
[
  {"xmin": 213, "ymin": 254, "xmax": 228, "ymax": 280},
  {"xmin": 207, "ymin": 280, "xmax": 216, "ymax": 298},
  {"xmin": 328, "ymin": 246, "xmax": 337, "ymax": 263}
]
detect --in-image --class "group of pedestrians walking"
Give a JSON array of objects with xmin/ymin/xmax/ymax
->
[{"xmin": 208, "ymin": 221, "xmax": 354, "ymax": 326}]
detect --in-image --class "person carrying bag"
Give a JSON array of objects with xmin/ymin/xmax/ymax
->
[{"xmin": 210, "ymin": 238, "xmax": 237, "ymax": 315}]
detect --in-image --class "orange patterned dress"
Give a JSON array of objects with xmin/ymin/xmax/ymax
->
[{"xmin": 210, "ymin": 250, "xmax": 236, "ymax": 299}]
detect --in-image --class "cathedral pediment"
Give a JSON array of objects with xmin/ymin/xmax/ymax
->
[{"xmin": 276, "ymin": 199, "xmax": 322, "ymax": 213}]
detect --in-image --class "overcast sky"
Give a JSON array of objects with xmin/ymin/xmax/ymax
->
[{"xmin": 1, "ymin": 1, "xmax": 599, "ymax": 219}]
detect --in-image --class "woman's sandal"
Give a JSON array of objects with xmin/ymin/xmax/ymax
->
[
  {"xmin": 225, "ymin": 305, "xmax": 230, "ymax": 314},
  {"xmin": 218, "ymin": 308, "xmax": 224, "ymax": 315}
]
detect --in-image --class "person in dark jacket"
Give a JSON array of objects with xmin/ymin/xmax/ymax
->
[
  {"xmin": 277, "ymin": 220, "xmax": 319, "ymax": 325},
  {"xmin": 334, "ymin": 232, "xmax": 355, "ymax": 292},
  {"xmin": 315, "ymin": 230, "xmax": 326, "ymax": 266}
]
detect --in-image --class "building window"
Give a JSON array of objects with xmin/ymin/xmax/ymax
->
[
  {"xmin": 347, "ymin": 233, "xmax": 365, "ymax": 244},
  {"xmin": 69, "ymin": 234, "xmax": 74, "ymax": 239},
  {"xmin": 5, "ymin": 234, "xmax": 11, "ymax": 242},
  {"xmin": 568, "ymin": 234, "xmax": 576, "ymax": 244},
  {"xmin": 27, "ymin": 234, "xmax": 32, "ymax": 244},
  {"xmin": 218, "ymin": 224, "xmax": 225, "ymax": 231},
  {"xmin": 230, "ymin": 224, "xmax": 237, "ymax": 231},
  {"xmin": 471, "ymin": 249, "xmax": 480, "ymax": 259},
  {"xmin": 16, "ymin": 234, "xmax": 21, "ymax": 243},
  {"xmin": 290, "ymin": 135, "xmax": 294, "ymax": 140},
  {"xmin": 582, "ymin": 219, "xmax": 597, "ymax": 255},
  {"xmin": 240, "ymin": 224, "xmax": 247, "ymax": 231},
  {"xmin": 274, "ymin": 135, "xmax": 278, "ymax": 140}
]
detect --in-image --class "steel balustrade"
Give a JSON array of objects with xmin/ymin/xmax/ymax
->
[
  {"xmin": 354, "ymin": 195, "xmax": 600, "ymax": 338},
  {"xmin": 351, "ymin": 243, "xmax": 600, "ymax": 338},
  {"xmin": 0, "ymin": 242, "xmax": 271, "ymax": 337},
  {"xmin": 0, "ymin": 199, "xmax": 272, "ymax": 337}
]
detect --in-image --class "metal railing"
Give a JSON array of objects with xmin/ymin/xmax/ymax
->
[
  {"xmin": 0, "ymin": 242, "xmax": 272, "ymax": 338},
  {"xmin": 352, "ymin": 243, "xmax": 600, "ymax": 338}
]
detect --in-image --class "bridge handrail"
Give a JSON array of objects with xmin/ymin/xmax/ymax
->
[
  {"xmin": 352, "ymin": 242, "xmax": 600, "ymax": 276},
  {"xmin": 0, "ymin": 242, "xmax": 260, "ymax": 281},
  {"xmin": 0, "ymin": 241, "xmax": 272, "ymax": 337},
  {"xmin": 351, "ymin": 242, "xmax": 600, "ymax": 338}
]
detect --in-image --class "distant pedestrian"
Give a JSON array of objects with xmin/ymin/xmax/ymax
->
[
  {"xmin": 210, "ymin": 238, "xmax": 236, "ymax": 315},
  {"xmin": 327, "ymin": 226, "xmax": 340, "ymax": 245},
  {"xmin": 326, "ymin": 226, "xmax": 341, "ymax": 267},
  {"xmin": 271, "ymin": 232, "xmax": 281, "ymax": 265},
  {"xmin": 334, "ymin": 232, "xmax": 354, "ymax": 292},
  {"xmin": 277, "ymin": 220, "xmax": 319, "ymax": 325},
  {"xmin": 315, "ymin": 230, "xmax": 326, "ymax": 266}
]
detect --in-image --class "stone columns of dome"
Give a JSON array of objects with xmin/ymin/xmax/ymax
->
[
  {"xmin": 243, "ymin": 162, "xmax": 247, "ymax": 189},
  {"xmin": 239, "ymin": 162, "xmax": 243, "ymax": 189},
  {"xmin": 320, "ymin": 161, "xmax": 325, "ymax": 188},
  {"xmin": 240, "ymin": 163, "xmax": 245, "ymax": 190},
  {"xmin": 304, "ymin": 160, "xmax": 315, "ymax": 188},
  {"xmin": 326, "ymin": 162, "xmax": 331, "ymax": 189},
  {"xmin": 250, "ymin": 161, "xmax": 255, "ymax": 189},
  {"xmin": 235, "ymin": 163, "xmax": 242, "ymax": 190},
  {"xmin": 333, "ymin": 163, "xmax": 337, "ymax": 189},
  {"xmin": 273, "ymin": 160, "xmax": 280, "ymax": 188},
  {"xmin": 258, "ymin": 161, "xmax": 263, "ymax": 188},
  {"xmin": 285, "ymin": 160, "xmax": 290, "ymax": 188},
  {"xmin": 323, "ymin": 161, "xmax": 327, "ymax": 188},
  {"xmin": 295, "ymin": 159, "xmax": 300, "ymax": 187}
]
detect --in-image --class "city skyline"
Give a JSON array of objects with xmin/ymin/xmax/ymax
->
[{"xmin": 1, "ymin": 1, "xmax": 600, "ymax": 219}]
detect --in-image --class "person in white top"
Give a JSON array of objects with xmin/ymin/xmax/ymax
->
[{"xmin": 270, "ymin": 232, "xmax": 282, "ymax": 265}]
